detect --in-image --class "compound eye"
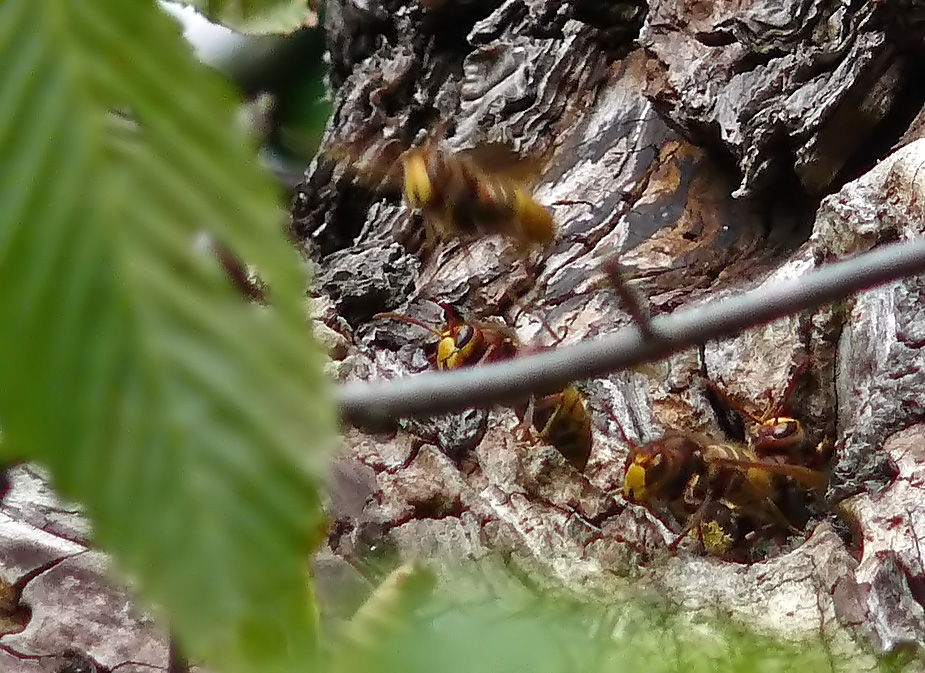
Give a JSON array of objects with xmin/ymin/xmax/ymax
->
[
  {"xmin": 771, "ymin": 420, "xmax": 798, "ymax": 439},
  {"xmin": 455, "ymin": 325, "xmax": 474, "ymax": 349}
]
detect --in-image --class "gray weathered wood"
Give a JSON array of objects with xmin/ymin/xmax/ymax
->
[{"xmin": 300, "ymin": 0, "xmax": 925, "ymax": 658}]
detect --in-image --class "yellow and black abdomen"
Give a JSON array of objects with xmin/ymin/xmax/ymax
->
[
  {"xmin": 531, "ymin": 386, "xmax": 592, "ymax": 472},
  {"xmin": 401, "ymin": 147, "xmax": 555, "ymax": 249}
]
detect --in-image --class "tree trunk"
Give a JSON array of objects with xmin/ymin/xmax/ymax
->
[{"xmin": 303, "ymin": 0, "xmax": 925, "ymax": 658}]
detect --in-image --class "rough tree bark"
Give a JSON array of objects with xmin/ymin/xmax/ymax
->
[
  {"xmin": 0, "ymin": 466, "xmax": 173, "ymax": 671},
  {"xmin": 301, "ymin": 0, "xmax": 925, "ymax": 663},
  {"xmin": 5, "ymin": 0, "xmax": 925, "ymax": 669}
]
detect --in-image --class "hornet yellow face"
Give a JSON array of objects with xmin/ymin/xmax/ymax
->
[
  {"xmin": 624, "ymin": 453, "xmax": 661, "ymax": 502},
  {"xmin": 622, "ymin": 435, "xmax": 702, "ymax": 504},
  {"xmin": 402, "ymin": 150, "xmax": 433, "ymax": 210}
]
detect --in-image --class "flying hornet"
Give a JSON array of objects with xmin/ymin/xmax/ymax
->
[
  {"xmin": 326, "ymin": 125, "xmax": 562, "ymax": 255},
  {"xmin": 400, "ymin": 142, "xmax": 556, "ymax": 252}
]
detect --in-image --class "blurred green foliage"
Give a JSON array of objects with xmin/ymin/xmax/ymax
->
[
  {"xmin": 176, "ymin": 0, "xmax": 318, "ymax": 35},
  {"xmin": 326, "ymin": 559, "xmax": 856, "ymax": 673},
  {"xmin": 177, "ymin": 0, "xmax": 331, "ymax": 187},
  {"xmin": 0, "ymin": 0, "xmax": 334, "ymax": 671}
]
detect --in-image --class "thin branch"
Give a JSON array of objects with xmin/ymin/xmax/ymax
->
[
  {"xmin": 600, "ymin": 256, "xmax": 657, "ymax": 339},
  {"xmin": 338, "ymin": 237, "xmax": 925, "ymax": 424}
]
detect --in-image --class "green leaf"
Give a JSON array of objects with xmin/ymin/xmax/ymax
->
[
  {"xmin": 176, "ymin": 0, "xmax": 318, "ymax": 35},
  {"xmin": 329, "ymin": 562, "xmax": 437, "ymax": 673},
  {"xmin": 371, "ymin": 563, "xmax": 841, "ymax": 673},
  {"xmin": 0, "ymin": 1, "xmax": 333, "ymax": 671}
]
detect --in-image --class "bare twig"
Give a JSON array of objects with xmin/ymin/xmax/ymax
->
[
  {"xmin": 210, "ymin": 239, "xmax": 267, "ymax": 303},
  {"xmin": 600, "ymin": 256, "xmax": 657, "ymax": 339},
  {"xmin": 338, "ymin": 237, "xmax": 925, "ymax": 424}
]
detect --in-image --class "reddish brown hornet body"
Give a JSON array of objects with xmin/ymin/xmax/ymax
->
[
  {"xmin": 377, "ymin": 303, "xmax": 592, "ymax": 471},
  {"xmin": 375, "ymin": 302, "xmax": 517, "ymax": 371}
]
